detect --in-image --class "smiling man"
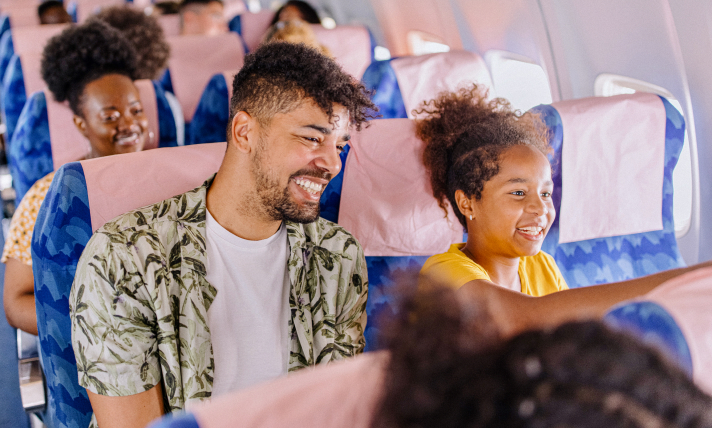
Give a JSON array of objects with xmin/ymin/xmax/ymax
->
[{"xmin": 69, "ymin": 42, "xmax": 376, "ymax": 428}]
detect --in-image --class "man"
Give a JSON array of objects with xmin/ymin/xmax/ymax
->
[
  {"xmin": 179, "ymin": 0, "xmax": 227, "ymax": 35},
  {"xmin": 70, "ymin": 42, "xmax": 376, "ymax": 428},
  {"xmin": 38, "ymin": 1, "xmax": 72, "ymax": 25}
]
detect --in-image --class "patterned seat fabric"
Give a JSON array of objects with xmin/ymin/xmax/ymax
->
[
  {"xmin": 189, "ymin": 74, "xmax": 231, "ymax": 146},
  {"xmin": 0, "ymin": 15, "xmax": 10, "ymax": 40},
  {"xmin": 2, "ymin": 54, "xmax": 26, "ymax": 142},
  {"xmin": 0, "ymin": 30, "xmax": 14, "ymax": 92},
  {"xmin": 362, "ymin": 59, "xmax": 407, "ymax": 120},
  {"xmin": 8, "ymin": 82, "xmax": 180, "ymax": 205},
  {"xmin": 534, "ymin": 96, "xmax": 685, "ymax": 288}
]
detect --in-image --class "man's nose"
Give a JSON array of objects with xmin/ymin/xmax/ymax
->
[{"xmin": 314, "ymin": 143, "xmax": 342, "ymax": 177}]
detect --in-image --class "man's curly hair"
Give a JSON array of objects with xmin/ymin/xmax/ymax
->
[
  {"xmin": 89, "ymin": 7, "xmax": 170, "ymax": 80},
  {"xmin": 228, "ymin": 42, "xmax": 376, "ymax": 138},
  {"xmin": 374, "ymin": 286, "xmax": 712, "ymax": 428},
  {"xmin": 42, "ymin": 21, "xmax": 138, "ymax": 116},
  {"xmin": 416, "ymin": 85, "xmax": 550, "ymax": 228}
]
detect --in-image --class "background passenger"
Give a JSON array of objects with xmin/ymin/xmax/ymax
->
[
  {"xmin": 89, "ymin": 6, "xmax": 171, "ymax": 80},
  {"xmin": 2, "ymin": 22, "xmax": 149, "ymax": 335},
  {"xmin": 38, "ymin": 0, "xmax": 73, "ymax": 25},
  {"xmin": 262, "ymin": 19, "xmax": 331, "ymax": 56},
  {"xmin": 271, "ymin": 0, "xmax": 322, "ymax": 26},
  {"xmin": 179, "ymin": 0, "xmax": 227, "ymax": 36}
]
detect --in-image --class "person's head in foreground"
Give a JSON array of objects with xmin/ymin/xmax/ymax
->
[
  {"xmin": 262, "ymin": 19, "xmax": 331, "ymax": 56},
  {"xmin": 42, "ymin": 21, "xmax": 148, "ymax": 158},
  {"xmin": 89, "ymin": 6, "xmax": 171, "ymax": 80},
  {"xmin": 38, "ymin": 0, "xmax": 72, "ymax": 25},
  {"xmin": 271, "ymin": 0, "xmax": 321, "ymax": 26},
  {"xmin": 374, "ymin": 285, "xmax": 712, "ymax": 428},
  {"xmin": 223, "ymin": 41, "xmax": 374, "ymax": 224},
  {"xmin": 179, "ymin": 0, "xmax": 227, "ymax": 36}
]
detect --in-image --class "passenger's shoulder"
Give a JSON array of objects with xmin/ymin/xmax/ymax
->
[
  {"xmin": 530, "ymin": 250, "xmax": 558, "ymax": 267},
  {"xmin": 296, "ymin": 217, "xmax": 363, "ymax": 254}
]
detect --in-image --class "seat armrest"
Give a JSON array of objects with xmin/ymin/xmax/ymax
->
[{"xmin": 17, "ymin": 330, "xmax": 45, "ymax": 412}]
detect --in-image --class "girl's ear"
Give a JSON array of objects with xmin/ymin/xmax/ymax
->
[{"xmin": 454, "ymin": 189, "xmax": 474, "ymax": 220}]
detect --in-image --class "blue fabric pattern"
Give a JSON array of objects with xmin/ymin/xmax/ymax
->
[
  {"xmin": 319, "ymin": 145, "xmax": 349, "ymax": 223},
  {"xmin": 361, "ymin": 59, "xmax": 406, "ymax": 120},
  {"xmin": 32, "ymin": 162, "xmax": 94, "ymax": 428},
  {"xmin": 154, "ymin": 81, "xmax": 179, "ymax": 148},
  {"xmin": 159, "ymin": 68, "xmax": 174, "ymax": 94},
  {"xmin": 605, "ymin": 301, "xmax": 693, "ymax": 376},
  {"xmin": 188, "ymin": 74, "xmax": 230, "ymax": 146},
  {"xmin": 0, "ymin": 15, "xmax": 10, "ymax": 41},
  {"xmin": 149, "ymin": 413, "xmax": 200, "ymax": 428},
  {"xmin": 2, "ymin": 54, "xmax": 27, "ymax": 142},
  {"xmin": 533, "ymin": 95, "xmax": 685, "ymax": 288},
  {"xmin": 0, "ymin": 30, "xmax": 14, "ymax": 93},
  {"xmin": 8, "ymin": 91, "xmax": 53, "ymax": 206}
]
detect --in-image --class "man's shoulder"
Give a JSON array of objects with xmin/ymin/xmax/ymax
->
[{"xmin": 294, "ymin": 217, "xmax": 362, "ymax": 254}]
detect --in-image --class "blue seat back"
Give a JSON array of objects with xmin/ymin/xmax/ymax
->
[
  {"xmin": 1, "ymin": 53, "xmax": 25, "ymax": 142},
  {"xmin": 535, "ymin": 95, "xmax": 685, "ymax": 288},
  {"xmin": 9, "ymin": 81, "xmax": 181, "ymax": 205},
  {"xmin": 0, "ymin": 29, "xmax": 14, "ymax": 93},
  {"xmin": 189, "ymin": 73, "xmax": 231, "ymax": 146},
  {"xmin": 362, "ymin": 59, "xmax": 406, "ymax": 120}
]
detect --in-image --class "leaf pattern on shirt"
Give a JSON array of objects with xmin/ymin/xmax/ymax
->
[{"xmin": 70, "ymin": 174, "xmax": 368, "ymax": 427}]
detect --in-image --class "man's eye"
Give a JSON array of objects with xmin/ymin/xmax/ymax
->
[
  {"xmin": 303, "ymin": 136, "xmax": 319, "ymax": 143},
  {"xmin": 336, "ymin": 145, "xmax": 345, "ymax": 154},
  {"xmin": 541, "ymin": 191, "xmax": 552, "ymax": 198},
  {"xmin": 511, "ymin": 191, "xmax": 525, "ymax": 196}
]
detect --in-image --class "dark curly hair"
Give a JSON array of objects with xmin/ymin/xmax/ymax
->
[
  {"xmin": 228, "ymin": 41, "xmax": 376, "ymax": 137},
  {"xmin": 416, "ymin": 85, "xmax": 550, "ymax": 228},
  {"xmin": 89, "ymin": 7, "xmax": 170, "ymax": 80},
  {"xmin": 270, "ymin": 1, "xmax": 322, "ymax": 25},
  {"xmin": 374, "ymin": 286, "xmax": 712, "ymax": 428},
  {"xmin": 41, "ymin": 21, "xmax": 139, "ymax": 116}
]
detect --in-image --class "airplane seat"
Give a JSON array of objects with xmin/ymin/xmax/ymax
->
[
  {"xmin": 1, "ymin": 54, "xmax": 25, "ymax": 141},
  {"xmin": 9, "ymin": 80, "xmax": 181, "ymax": 205},
  {"xmin": 311, "ymin": 24, "xmax": 376, "ymax": 80},
  {"xmin": 66, "ymin": 0, "xmax": 124, "ymax": 23},
  {"xmin": 32, "ymin": 143, "xmax": 226, "ymax": 428},
  {"xmin": 0, "ymin": 29, "xmax": 14, "ymax": 90},
  {"xmin": 228, "ymin": 9, "xmax": 275, "ymax": 53},
  {"xmin": 361, "ymin": 50, "xmax": 494, "ymax": 119},
  {"xmin": 157, "ymin": 14, "xmax": 180, "ymax": 37},
  {"xmin": 188, "ymin": 71, "xmax": 236, "ymax": 146},
  {"xmin": 0, "ymin": 15, "xmax": 10, "ymax": 40},
  {"xmin": 604, "ymin": 266, "xmax": 712, "ymax": 395},
  {"xmin": 1, "ymin": 6, "xmax": 40, "ymax": 28},
  {"xmin": 533, "ymin": 94, "xmax": 685, "ymax": 288},
  {"xmin": 336, "ymin": 119, "xmax": 463, "ymax": 351},
  {"xmin": 162, "ymin": 33, "xmax": 245, "ymax": 142}
]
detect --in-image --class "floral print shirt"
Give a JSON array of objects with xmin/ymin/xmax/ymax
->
[{"xmin": 70, "ymin": 175, "xmax": 368, "ymax": 426}]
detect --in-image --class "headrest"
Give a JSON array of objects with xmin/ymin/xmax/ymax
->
[
  {"xmin": 390, "ymin": 50, "xmax": 494, "ymax": 118},
  {"xmin": 157, "ymin": 14, "xmax": 180, "ymax": 37},
  {"xmin": 629, "ymin": 267, "xmax": 712, "ymax": 394},
  {"xmin": 46, "ymin": 79, "xmax": 164, "ymax": 169},
  {"xmin": 19, "ymin": 52, "xmax": 43, "ymax": 96},
  {"xmin": 223, "ymin": 70, "xmax": 236, "ymax": 100},
  {"xmin": 552, "ymin": 93, "xmax": 666, "ymax": 243},
  {"xmin": 82, "ymin": 143, "xmax": 225, "ymax": 232},
  {"xmin": 167, "ymin": 33, "xmax": 245, "ymax": 122},
  {"xmin": 339, "ymin": 119, "xmax": 462, "ymax": 257},
  {"xmin": 239, "ymin": 9, "xmax": 274, "ymax": 52},
  {"xmin": 2, "ymin": 6, "xmax": 39, "ymax": 28},
  {"xmin": 11, "ymin": 23, "xmax": 67, "ymax": 54},
  {"xmin": 73, "ymin": 0, "xmax": 124, "ymax": 22},
  {"xmin": 311, "ymin": 25, "xmax": 372, "ymax": 79},
  {"xmin": 223, "ymin": 0, "xmax": 247, "ymax": 20}
]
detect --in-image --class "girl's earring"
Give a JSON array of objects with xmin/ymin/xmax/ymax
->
[{"xmin": 469, "ymin": 215, "xmax": 473, "ymax": 221}]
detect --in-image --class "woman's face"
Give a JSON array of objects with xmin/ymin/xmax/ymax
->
[
  {"xmin": 74, "ymin": 74, "xmax": 148, "ymax": 158},
  {"xmin": 278, "ymin": 5, "xmax": 305, "ymax": 22},
  {"xmin": 463, "ymin": 145, "xmax": 555, "ymax": 258}
]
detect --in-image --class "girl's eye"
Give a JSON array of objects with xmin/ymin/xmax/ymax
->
[
  {"xmin": 101, "ymin": 113, "xmax": 119, "ymax": 123},
  {"xmin": 131, "ymin": 107, "xmax": 144, "ymax": 115}
]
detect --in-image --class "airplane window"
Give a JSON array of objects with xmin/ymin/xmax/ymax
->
[
  {"xmin": 485, "ymin": 51, "xmax": 553, "ymax": 113},
  {"xmin": 406, "ymin": 31, "xmax": 450, "ymax": 56},
  {"xmin": 595, "ymin": 73, "xmax": 693, "ymax": 238},
  {"xmin": 321, "ymin": 17, "xmax": 337, "ymax": 29}
]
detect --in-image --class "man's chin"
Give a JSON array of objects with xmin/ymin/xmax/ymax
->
[{"xmin": 280, "ymin": 201, "xmax": 321, "ymax": 224}]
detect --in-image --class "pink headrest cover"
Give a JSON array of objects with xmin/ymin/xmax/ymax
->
[
  {"xmin": 223, "ymin": 0, "xmax": 247, "ymax": 20},
  {"xmin": 391, "ymin": 50, "xmax": 494, "ymax": 119},
  {"xmin": 553, "ymin": 93, "xmax": 666, "ymax": 243},
  {"xmin": 239, "ymin": 10, "xmax": 275, "ymax": 52},
  {"xmin": 157, "ymin": 14, "xmax": 181, "ymax": 38},
  {"xmin": 20, "ymin": 52, "xmax": 45, "ymax": 97},
  {"xmin": 47, "ymin": 79, "xmax": 164, "ymax": 169},
  {"xmin": 74, "ymin": 0, "xmax": 124, "ymax": 22},
  {"xmin": 191, "ymin": 352, "xmax": 386, "ymax": 428},
  {"xmin": 82, "ymin": 143, "xmax": 226, "ymax": 232},
  {"xmin": 641, "ymin": 267, "xmax": 712, "ymax": 395},
  {"xmin": 223, "ymin": 70, "xmax": 237, "ymax": 101},
  {"xmin": 2, "ymin": 6, "xmax": 39, "ymax": 28},
  {"xmin": 311, "ymin": 25, "xmax": 372, "ymax": 79},
  {"xmin": 167, "ymin": 33, "xmax": 245, "ymax": 122},
  {"xmin": 339, "ymin": 119, "xmax": 462, "ymax": 257},
  {"xmin": 12, "ymin": 24, "xmax": 68, "ymax": 54}
]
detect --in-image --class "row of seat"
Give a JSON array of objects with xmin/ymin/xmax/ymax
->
[{"xmin": 30, "ymin": 91, "xmax": 690, "ymax": 427}]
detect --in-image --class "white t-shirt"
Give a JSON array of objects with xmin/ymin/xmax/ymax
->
[{"xmin": 205, "ymin": 209, "xmax": 290, "ymax": 397}]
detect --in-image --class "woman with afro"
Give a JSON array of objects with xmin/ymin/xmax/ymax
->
[
  {"xmin": 2, "ymin": 21, "xmax": 151, "ymax": 335},
  {"xmin": 417, "ymin": 86, "xmax": 712, "ymax": 336}
]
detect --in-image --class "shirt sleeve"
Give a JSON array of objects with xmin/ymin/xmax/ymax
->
[
  {"xmin": 70, "ymin": 231, "xmax": 161, "ymax": 397},
  {"xmin": 420, "ymin": 252, "xmax": 491, "ymax": 289},
  {"xmin": 333, "ymin": 239, "xmax": 368, "ymax": 359}
]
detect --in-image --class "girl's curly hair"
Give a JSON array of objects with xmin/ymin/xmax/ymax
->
[
  {"xmin": 89, "ymin": 6, "xmax": 171, "ymax": 80},
  {"xmin": 41, "ymin": 21, "xmax": 139, "ymax": 116},
  {"xmin": 416, "ymin": 85, "xmax": 550, "ymax": 228}
]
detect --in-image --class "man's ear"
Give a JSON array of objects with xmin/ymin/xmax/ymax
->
[
  {"xmin": 230, "ymin": 111, "xmax": 257, "ymax": 154},
  {"xmin": 73, "ymin": 115, "xmax": 88, "ymax": 138}
]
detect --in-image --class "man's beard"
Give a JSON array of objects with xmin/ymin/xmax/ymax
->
[{"xmin": 251, "ymin": 141, "xmax": 331, "ymax": 224}]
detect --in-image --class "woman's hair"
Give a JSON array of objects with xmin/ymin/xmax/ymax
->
[
  {"xmin": 42, "ymin": 21, "xmax": 139, "ymax": 116},
  {"xmin": 262, "ymin": 20, "xmax": 331, "ymax": 56},
  {"xmin": 271, "ymin": 1, "xmax": 321, "ymax": 25},
  {"xmin": 416, "ymin": 85, "xmax": 550, "ymax": 228},
  {"xmin": 89, "ymin": 6, "xmax": 171, "ymax": 80},
  {"xmin": 374, "ymin": 286, "xmax": 712, "ymax": 428}
]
